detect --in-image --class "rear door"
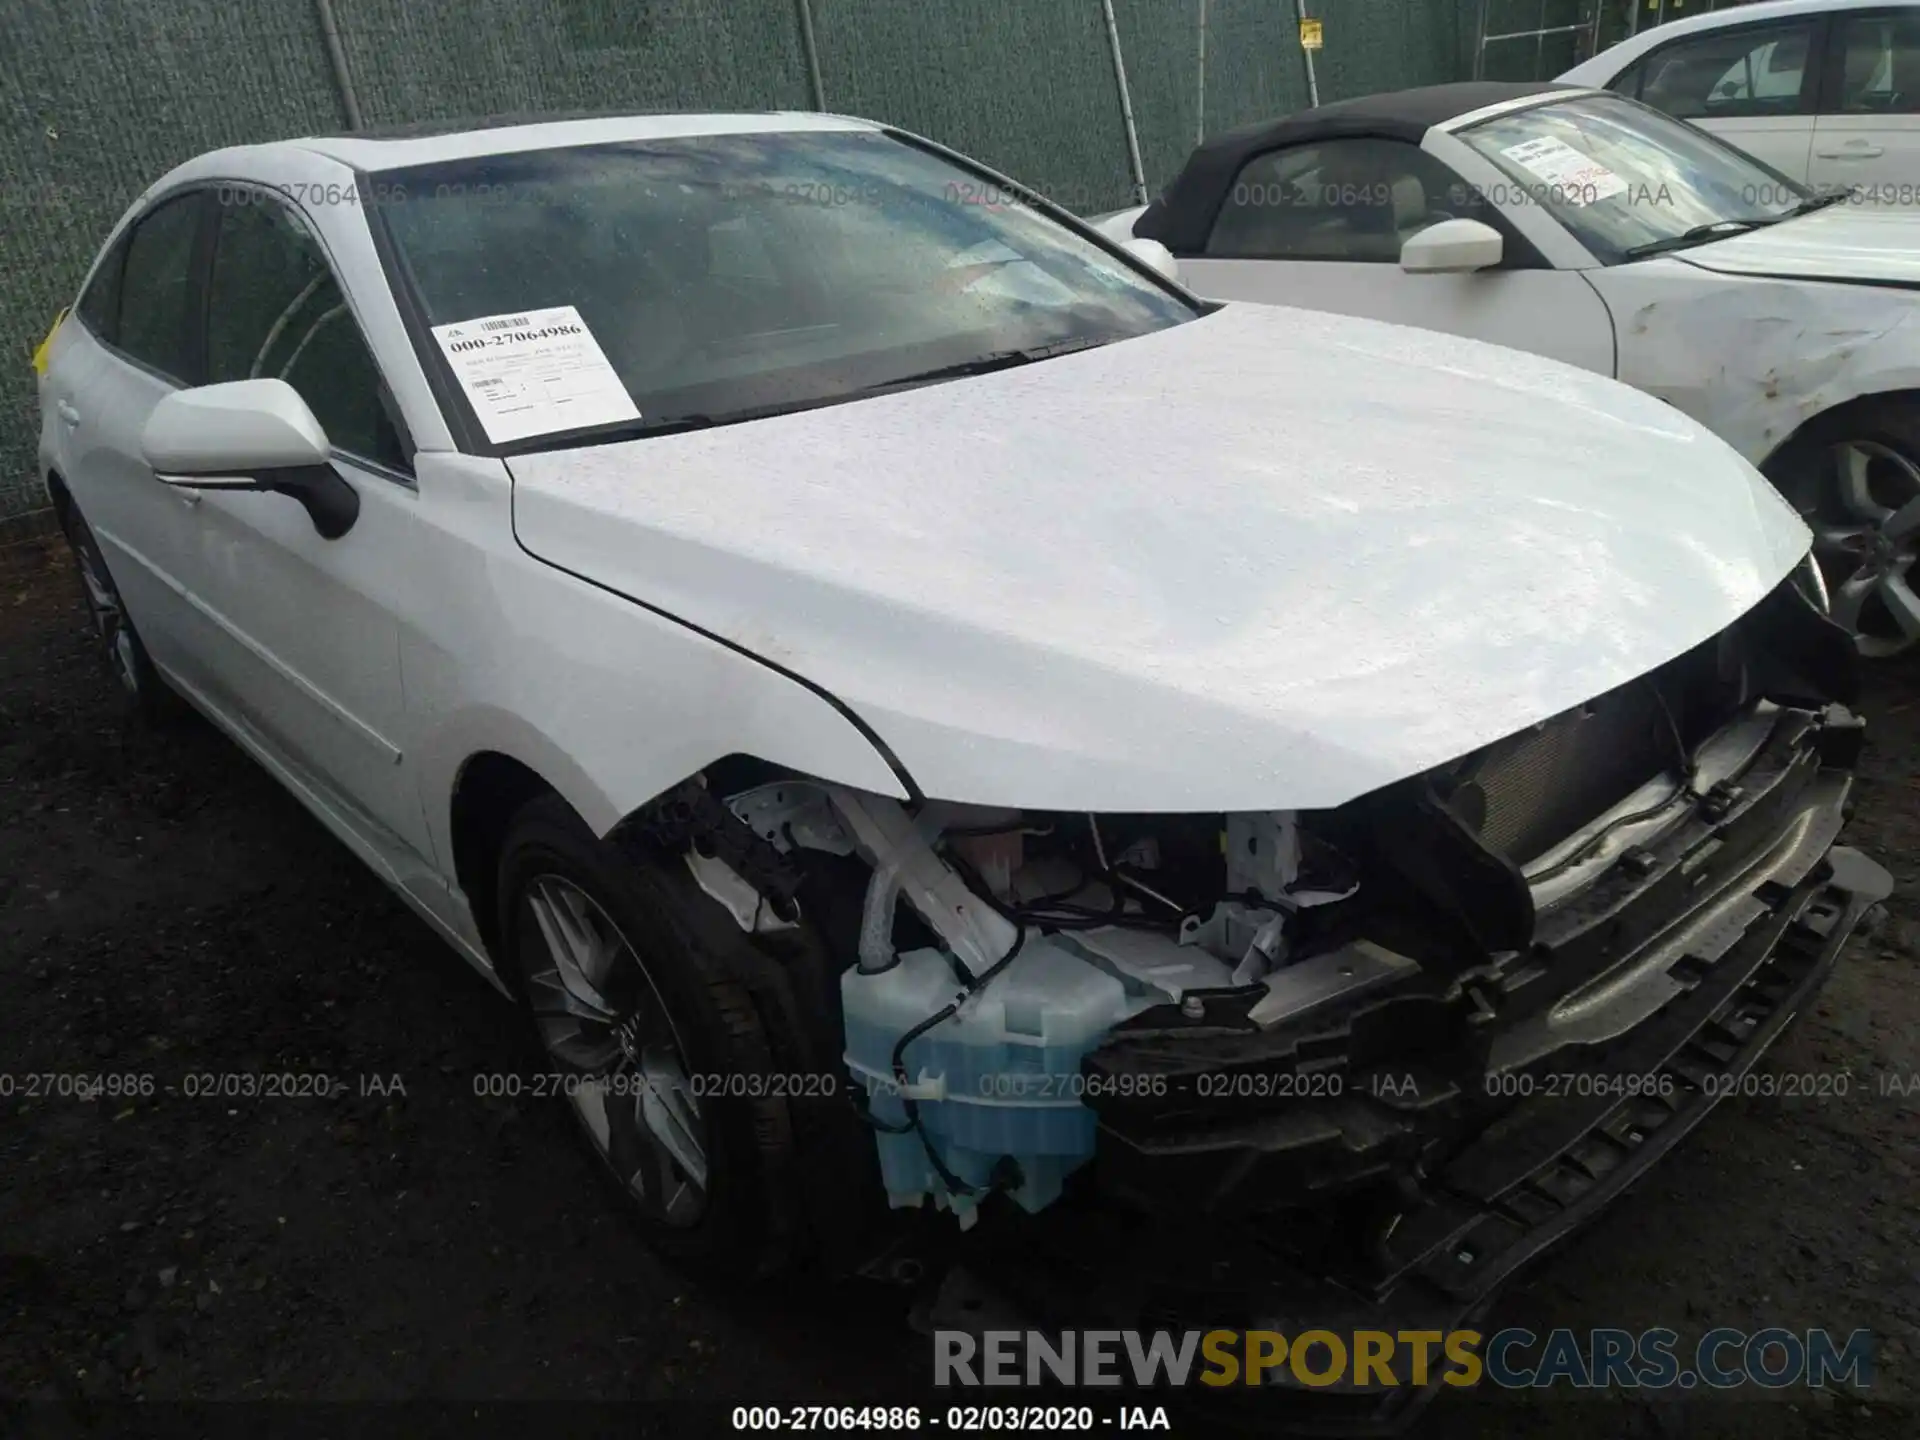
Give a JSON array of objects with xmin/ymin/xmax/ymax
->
[
  {"xmin": 1609, "ymin": 14, "xmax": 1826, "ymax": 182},
  {"xmin": 1172, "ymin": 136, "xmax": 1615, "ymax": 375},
  {"xmin": 183, "ymin": 185, "xmax": 431, "ymax": 861},
  {"xmin": 51, "ymin": 189, "xmax": 220, "ymax": 689},
  {"xmin": 1809, "ymin": 7, "xmax": 1920, "ymax": 203}
]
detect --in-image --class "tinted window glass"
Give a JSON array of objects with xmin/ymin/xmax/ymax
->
[
  {"xmin": 1832, "ymin": 13, "xmax": 1920, "ymax": 114},
  {"xmin": 1205, "ymin": 139, "xmax": 1495, "ymax": 262},
  {"xmin": 117, "ymin": 193, "xmax": 204, "ymax": 380},
  {"xmin": 374, "ymin": 131, "xmax": 1196, "ymax": 451},
  {"xmin": 1607, "ymin": 58, "xmax": 1648, "ymax": 100},
  {"xmin": 207, "ymin": 193, "xmax": 407, "ymax": 471},
  {"xmin": 76, "ymin": 236, "xmax": 128, "ymax": 344},
  {"xmin": 1637, "ymin": 21, "xmax": 1816, "ymax": 120}
]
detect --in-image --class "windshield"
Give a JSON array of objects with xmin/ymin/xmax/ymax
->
[
  {"xmin": 370, "ymin": 130, "xmax": 1196, "ymax": 452},
  {"xmin": 1456, "ymin": 93, "xmax": 1809, "ymax": 264}
]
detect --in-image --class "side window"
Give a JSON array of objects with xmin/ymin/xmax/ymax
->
[
  {"xmin": 116, "ymin": 193, "xmax": 206, "ymax": 381},
  {"xmin": 1636, "ymin": 22, "xmax": 1816, "ymax": 120},
  {"xmin": 1830, "ymin": 13, "xmax": 1920, "ymax": 115},
  {"xmin": 206, "ymin": 192, "xmax": 409, "ymax": 472},
  {"xmin": 76, "ymin": 235, "xmax": 129, "ymax": 345},
  {"xmin": 1205, "ymin": 139, "xmax": 1494, "ymax": 263}
]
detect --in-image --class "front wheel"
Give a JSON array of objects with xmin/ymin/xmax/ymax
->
[
  {"xmin": 494, "ymin": 793, "xmax": 800, "ymax": 1279},
  {"xmin": 1770, "ymin": 405, "xmax": 1920, "ymax": 659}
]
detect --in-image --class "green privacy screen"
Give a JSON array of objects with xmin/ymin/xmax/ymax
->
[{"xmin": 1, "ymin": 0, "xmax": 1474, "ymax": 525}]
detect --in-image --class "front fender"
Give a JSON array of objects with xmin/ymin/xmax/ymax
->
[
  {"xmin": 1602, "ymin": 262, "xmax": 1920, "ymax": 465},
  {"xmin": 400, "ymin": 455, "xmax": 911, "ymax": 879}
]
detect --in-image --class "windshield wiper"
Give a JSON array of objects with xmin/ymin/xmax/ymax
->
[
  {"xmin": 1784, "ymin": 189, "xmax": 1852, "ymax": 218},
  {"xmin": 506, "ymin": 395, "xmax": 844, "ymax": 455},
  {"xmin": 509, "ymin": 412, "xmax": 720, "ymax": 454},
  {"xmin": 1621, "ymin": 191, "xmax": 1850, "ymax": 260},
  {"xmin": 1622, "ymin": 218, "xmax": 1776, "ymax": 259},
  {"xmin": 864, "ymin": 334, "xmax": 1118, "ymax": 392},
  {"xmin": 504, "ymin": 336, "xmax": 1124, "ymax": 455}
]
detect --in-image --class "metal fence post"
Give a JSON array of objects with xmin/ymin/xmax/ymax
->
[
  {"xmin": 1196, "ymin": 0, "xmax": 1209, "ymax": 145},
  {"xmin": 1294, "ymin": 0, "xmax": 1321, "ymax": 107},
  {"xmin": 313, "ymin": 0, "xmax": 364, "ymax": 130},
  {"xmin": 794, "ymin": 0, "xmax": 826, "ymax": 110},
  {"xmin": 1100, "ymin": 0, "xmax": 1149, "ymax": 205}
]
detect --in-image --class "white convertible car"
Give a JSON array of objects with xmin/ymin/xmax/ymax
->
[
  {"xmin": 35, "ymin": 111, "xmax": 1887, "ymax": 1366},
  {"xmin": 1095, "ymin": 80, "xmax": 1920, "ymax": 656}
]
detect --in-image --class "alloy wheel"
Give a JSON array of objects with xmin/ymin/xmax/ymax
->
[
  {"xmin": 520, "ymin": 873, "xmax": 709, "ymax": 1226},
  {"xmin": 1802, "ymin": 438, "xmax": 1920, "ymax": 659}
]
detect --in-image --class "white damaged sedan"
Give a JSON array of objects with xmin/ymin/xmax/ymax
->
[
  {"xmin": 35, "ymin": 113, "xmax": 1888, "ymax": 1351},
  {"xmin": 1096, "ymin": 81, "xmax": 1920, "ymax": 656}
]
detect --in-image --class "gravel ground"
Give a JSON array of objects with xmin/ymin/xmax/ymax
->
[{"xmin": 2, "ymin": 545, "xmax": 1917, "ymax": 1438}]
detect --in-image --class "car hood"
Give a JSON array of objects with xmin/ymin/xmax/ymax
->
[
  {"xmin": 1678, "ymin": 205, "xmax": 1920, "ymax": 286},
  {"xmin": 508, "ymin": 304, "xmax": 1809, "ymax": 814}
]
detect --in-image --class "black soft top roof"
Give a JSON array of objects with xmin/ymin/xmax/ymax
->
[{"xmin": 1135, "ymin": 81, "xmax": 1586, "ymax": 253}]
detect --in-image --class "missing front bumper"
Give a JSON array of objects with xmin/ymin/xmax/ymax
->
[
  {"xmin": 944, "ymin": 840, "xmax": 1886, "ymax": 1436},
  {"xmin": 1081, "ymin": 703, "xmax": 1874, "ymax": 1215}
]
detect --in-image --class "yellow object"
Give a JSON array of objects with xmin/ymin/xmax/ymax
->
[
  {"xmin": 31, "ymin": 309, "xmax": 67, "ymax": 376},
  {"xmin": 1299, "ymin": 17, "xmax": 1324, "ymax": 50}
]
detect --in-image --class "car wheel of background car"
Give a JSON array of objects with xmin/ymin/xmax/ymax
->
[
  {"xmin": 58, "ymin": 504, "xmax": 184, "ymax": 725},
  {"xmin": 495, "ymin": 792, "xmax": 799, "ymax": 1280},
  {"xmin": 1771, "ymin": 403, "xmax": 1920, "ymax": 659}
]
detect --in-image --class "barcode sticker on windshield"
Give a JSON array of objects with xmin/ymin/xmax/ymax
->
[
  {"xmin": 1500, "ymin": 137, "xmax": 1628, "ymax": 207},
  {"xmin": 431, "ymin": 304, "xmax": 639, "ymax": 444}
]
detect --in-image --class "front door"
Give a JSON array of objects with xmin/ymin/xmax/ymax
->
[{"xmin": 183, "ymin": 186, "xmax": 432, "ymax": 863}]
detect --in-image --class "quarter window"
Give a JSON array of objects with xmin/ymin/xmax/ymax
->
[
  {"xmin": 206, "ymin": 192, "xmax": 408, "ymax": 472},
  {"xmin": 1205, "ymin": 139, "xmax": 1495, "ymax": 263},
  {"xmin": 1629, "ymin": 21, "xmax": 1817, "ymax": 120},
  {"xmin": 116, "ymin": 193, "xmax": 206, "ymax": 381}
]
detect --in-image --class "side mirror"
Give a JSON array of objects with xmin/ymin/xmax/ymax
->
[
  {"xmin": 1090, "ymin": 206, "xmax": 1147, "ymax": 242},
  {"xmin": 1122, "ymin": 236, "xmax": 1180, "ymax": 282},
  {"xmin": 1399, "ymin": 218, "xmax": 1505, "ymax": 275},
  {"xmin": 141, "ymin": 379, "xmax": 359, "ymax": 539}
]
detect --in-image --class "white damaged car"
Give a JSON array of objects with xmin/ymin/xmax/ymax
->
[
  {"xmin": 1095, "ymin": 81, "xmax": 1920, "ymax": 656},
  {"xmin": 34, "ymin": 112, "xmax": 1888, "ymax": 1375}
]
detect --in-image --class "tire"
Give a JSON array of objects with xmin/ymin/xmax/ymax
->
[
  {"xmin": 494, "ymin": 792, "xmax": 802, "ymax": 1281},
  {"xmin": 59, "ymin": 503, "xmax": 185, "ymax": 725},
  {"xmin": 1766, "ymin": 397, "xmax": 1920, "ymax": 660}
]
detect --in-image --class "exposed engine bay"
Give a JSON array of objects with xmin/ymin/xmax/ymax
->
[{"xmin": 618, "ymin": 571, "xmax": 1884, "ymax": 1270}]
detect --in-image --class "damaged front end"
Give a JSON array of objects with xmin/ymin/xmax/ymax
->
[{"xmin": 639, "ymin": 568, "xmax": 1886, "ymax": 1386}]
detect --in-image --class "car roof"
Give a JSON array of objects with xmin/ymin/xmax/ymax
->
[
  {"xmin": 1133, "ymin": 81, "xmax": 1586, "ymax": 254},
  {"xmin": 1559, "ymin": 0, "xmax": 1915, "ymax": 84},
  {"xmin": 280, "ymin": 109, "xmax": 881, "ymax": 171}
]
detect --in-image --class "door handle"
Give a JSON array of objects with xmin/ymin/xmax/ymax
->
[
  {"xmin": 56, "ymin": 400, "xmax": 81, "ymax": 427},
  {"xmin": 1815, "ymin": 144, "xmax": 1885, "ymax": 159}
]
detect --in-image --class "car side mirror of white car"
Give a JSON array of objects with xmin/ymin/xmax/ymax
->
[
  {"xmin": 141, "ymin": 379, "xmax": 360, "ymax": 539},
  {"xmin": 1122, "ymin": 236, "xmax": 1180, "ymax": 282},
  {"xmin": 1399, "ymin": 219, "xmax": 1505, "ymax": 275}
]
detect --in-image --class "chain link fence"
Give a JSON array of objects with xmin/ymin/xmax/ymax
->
[{"xmin": 1, "ymin": 0, "xmax": 1473, "ymax": 530}]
